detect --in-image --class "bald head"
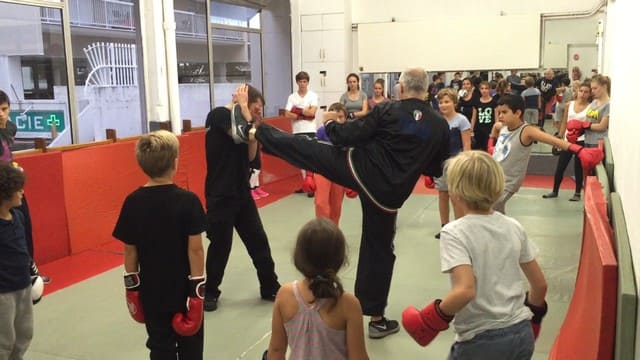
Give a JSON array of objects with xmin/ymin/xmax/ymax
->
[{"xmin": 399, "ymin": 67, "xmax": 427, "ymax": 99}]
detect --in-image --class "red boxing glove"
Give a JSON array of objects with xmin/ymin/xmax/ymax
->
[
  {"xmin": 402, "ymin": 299, "xmax": 453, "ymax": 347},
  {"xmin": 487, "ymin": 138, "xmax": 496, "ymax": 155},
  {"xmin": 345, "ymin": 188, "xmax": 358, "ymax": 198},
  {"xmin": 301, "ymin": 172, "xmax": 316, "ymax": 193},
  {"xmin": 124, "ymin": 271, "xmax": 145, "ymax": 323},
  {"xmin": 172, "ymin": 276, "xmax": 205, "ymax": 336},
  {"xmin": 290, "ymin": 107, "xmax": 304, "ymax": 116},
  {"xmin": 424, "ymin": 176, "xmax": 435, "ymax": 189},
  {"xmin": 524, "ymin": 293, "xmax": 548, "ymax": 340},
  {"xmin": 568, "ymin": 144, "xmax": 604, "ymax": 174}
]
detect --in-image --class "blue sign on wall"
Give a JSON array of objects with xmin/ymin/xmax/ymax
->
[{"xmin": 9, "ymin": 111, "xmax": 66, "ymax": 133}]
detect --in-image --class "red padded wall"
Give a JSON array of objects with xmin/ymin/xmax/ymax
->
[
  {"xmin": 15, "ymin": 151, "xmax": 70, "ymax": 263},
  {"xmin": 549, "ymin": 177, "xmax": 617, "ymax": 360}
]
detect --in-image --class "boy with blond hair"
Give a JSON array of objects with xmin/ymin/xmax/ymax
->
[
  {"xmin": 113, "ymin": 130, "xmax": 206, "ymax": 359},
  {"xmin": 402, "ymin": 151, "xmax": 548, "ymax": 359}
]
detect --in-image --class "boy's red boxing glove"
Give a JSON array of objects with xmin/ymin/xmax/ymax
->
[
  {"xmin": 172, "ymin": 276, "xmax": 205, "ymax": 336},
  {"xmin": 424, "ymin": 176, "xmax": 435, "ymax": 189},
  {"xmin": 568, "ymin": 144, "xmax": 604, "ymax": 174},
  {"xmin": 524, "ymin": 293, "xmax": 548, "ymax": 340},
  {"xmin": 301, "ymin": 172, "xmax": 316, "ymax": 193},
  {"xmin": 124, "ymin": 271, "xmax": 145, "ymax": 323},
  {"xmin": 402, "ymin": 299, "xmax": 453, "ymax": 347},
  {"xmin": 487, "ymin": 138, "xmax": 496, "ymax": 155},
  {"xmin": 345, "ymin": 188, "xmax": 358, "ymax": 198}
]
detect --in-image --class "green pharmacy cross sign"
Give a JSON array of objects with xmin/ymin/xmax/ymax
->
[{"xmin": 9, "ymin": 110, "xmax": 66, "ymax": 134}]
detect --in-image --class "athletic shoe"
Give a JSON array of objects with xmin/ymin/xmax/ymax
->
[
  {"xmin": 251, "ymin": 189, "xmax": 261, "ymax": 200},
  {"xmin": 254, "ymin": 188, "xmax": 269, "ymax": 198},
  {"xmin": 434, "ymin": 232, "xmax": 441, "ymax": 240},
  {"xmin": 569, "ymin": 194, "xmax": 581, "ymax": 202},
  {"xmin": 230, "ymin": 103, "xmax": 252, "ymax": 144},
  {"xmin": 204, "ymin": 296, "xmax": 218, "ymax": 312},
  {"xmin": 293, "ymin": 188, "xmax": 304, "ymax": 194},
  {"xmin": 260, "ymin": 284, "xmax": 280, "ymax": 301},
  {"xmin": 542, "ymin": 192, "xmax": 558, "ymax": 199},
  {"xmin": 368, "ymin": 317, "xmax": 400, "ymax": 339},
  {"xmin": 307, "ymin": 192, "xmax": 314, "ymax": 198}
]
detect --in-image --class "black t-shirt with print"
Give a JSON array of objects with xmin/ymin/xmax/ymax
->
[{"xmin": 475, "ymin": 97, "xmax": 497, "ymax": 134}]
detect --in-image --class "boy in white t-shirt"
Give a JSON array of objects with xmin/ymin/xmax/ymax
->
[
  {"xmin": 402, "ymin": 151, "xmax": 549, "ymax": 360},
  {"xmin": 284, "ymin": 71, "xmax": 319, "ymax": 196}
]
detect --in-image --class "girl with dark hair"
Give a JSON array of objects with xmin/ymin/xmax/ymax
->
[
  {"xmin": 340, "ymin": 73, "xmax": 368, "ymax": 119},
  {"xmin": 267, "ymin": 218, "xmax": 368, "ymax": 360}
]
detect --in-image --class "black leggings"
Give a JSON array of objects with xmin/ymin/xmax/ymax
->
[{"xmin": 551, "ymin": 142, "xmax": 583, "ymax": 194}]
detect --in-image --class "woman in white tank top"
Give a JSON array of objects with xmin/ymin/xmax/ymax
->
[{"xmin": 542, "ymin": 82, "xmax": 592, "ymax": 201}]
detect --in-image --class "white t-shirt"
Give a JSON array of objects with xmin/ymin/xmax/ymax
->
[
  {"xmin": 440, "ymin": 212, "xmax": 537, "ymax": 342},
  {"xmin": 285, "ymin": 90, "xmax": 319, "ymax": 134},
  {"xmin": 565, "ymin": 100, "xmax": 587, "ymax": 142}
]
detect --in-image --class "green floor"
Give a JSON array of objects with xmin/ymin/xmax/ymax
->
[{"xmin": 27, "ymin": 187, "xmax": 583, "ymax": 359}]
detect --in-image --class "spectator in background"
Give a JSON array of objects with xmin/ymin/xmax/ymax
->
[
  {"xmin": 536, "ymin": 69, "xmax": 557, "ymax": 130},
  {"xmin": 367, "ymin": 79, "xmax": 390, "ymax": 110},
  {"xmin": 449, "ymin": 72, "xmax": 463, "ymax": 92},
  {"xmin": 284, "ymin": 71, "xmax": 319, "ymax": 197},
  {"xmin": 340, "ymin": 73, "xmax": 368, "ymax": 120},
  {"xmin": 507, "ymin": 70, "xmax": 522, "ymax": 96},
  {"xmin": 427, "ymin": 74, "xmax": 445, "ymax": 110},
  {"xmin": 571, "ymin": 66, "xmax": 582, "ymax": 82}
]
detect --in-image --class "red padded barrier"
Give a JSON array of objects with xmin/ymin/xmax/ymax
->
[
  {"xmin": 260, "ymin": 116, "xmax": 300, "ymax": 184},
  {"xmin": 62, "ymin": 141, "xmax": 147, "ymax": 254},
  {"xmin": 549, "ymin": 177, "xmax": 617, "ymax": 360},
  {"xmin": 179, "ymin": 130, "xmax": 206, "ymax": 207},
  {"xmin": 15, "ymin": 151, "xmax": 71, "ymax": 264}
]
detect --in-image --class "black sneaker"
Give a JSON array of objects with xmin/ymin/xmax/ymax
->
[
  {"xmin": 569, "ymin": 194, "xmax": 581, "ymax": 202},
  {"xmin": 260, "ymin": 284, "xmax": 280, "ymax": 301},
  {"xmin": 230, "ymin": 103, "xmax": 251, "ymax": 144},
  {"xmin": 434, "ymin": 232, "xmax": 441, "ymax": 239},
  {"xmin": 368, "ymin": 317, "xmax": 400, "ymax": 339},
  {"xmin": 204, "ymin": 296, "xmax": 218, "ymax": 312},
  {"xmin": 542, "ymin": 192, "xmax": 558, "ymax": 199},
  {"xmin": 307, "ymin": 192, "xmax": 315, "ymax": 198}
]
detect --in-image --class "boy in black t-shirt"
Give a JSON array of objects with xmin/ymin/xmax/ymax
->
[
  {"xmin": 0, "ymin": 163, "xmax": 33, "ymax": 359},
  {"xmin": 113, "ymin": 130, "xmax": 206, "ymax": 359},
  {"xmin": 473, "ymin": 81, "xmax": 497, "ymax": 151}
]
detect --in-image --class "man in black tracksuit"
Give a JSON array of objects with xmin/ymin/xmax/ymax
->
[{"xmin": 231, "ymin": 68, "xmax": 449, "ymax": 338}]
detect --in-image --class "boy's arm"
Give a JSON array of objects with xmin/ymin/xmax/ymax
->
[
  {"xmin": 124, "ymin": 244, "xmax": 138, "ymax": 273},
  {"xmin": 267, "ymin": 288, "xmax": 288, "ymax": 360},
  {"xmin": 461, "ymin": 129, "xmax": 472, "ymax": 151},
  {"xmin": 558, "ymin": 102, "xmax": 570, "ymax": 138},
  {"xmin": 344, "ymin": 294, "xmax": 369, "ymax": 360},
  {"xmin": 438, "ymin": 265, "xmax": 476, "ymax": 316},
  {"xmin": 520, "ymin": 259, "xmax": 547, "ymax": 306},
  {"xmin": 537, "ymin": 94, "xmax": 542, "ymax": 112},
  {"xmin": 470, "ymin": 107, "xmax": 477, "ymax": 131},
  {"xmin": 187, "ymin": 234, "xmax": 205, "ymax": 277}
]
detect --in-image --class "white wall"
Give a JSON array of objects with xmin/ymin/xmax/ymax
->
[
  {"xmin": 603, "ymin": 0, "xmax": 640, "ymax": 349},
  {"xmin": 350, "ymin": 0, "xmax": 604, "ymax": 22}
]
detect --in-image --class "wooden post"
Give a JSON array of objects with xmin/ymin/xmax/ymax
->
[
  {"xmin": 106, "ymin": 128, "xmax": 117, "ymax": 141},
  {"xmin": 182, "ymin": 119, "xmax": 192, "ymax": 133},
  {"xmin": 34, "ymin": 138, "xmax": 47, "ymax": 152}
]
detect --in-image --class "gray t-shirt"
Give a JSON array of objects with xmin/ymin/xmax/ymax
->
[
  {"xmin": 440, "ymin": 212, "xmax": 537, "ymax": 341},
  {"xmin": 585, "ymin": 100, "xmax": 610, "ymax": 145},
  {"xmin": 339, "ymin": 91, "xmax": 368, "ymax": 115},
  {"xmin": 493, "ymin": 123, "xmax": 532, "ymax": 193}
]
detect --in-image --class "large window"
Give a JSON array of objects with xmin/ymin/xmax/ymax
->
[
  {"xmin": 0, "ymin": 2, "xmax": 72, "ymax": 149},
  {"xmin": 66, "ymin": 0, "xmax": 144, "ymax": 142},
  {"xmin": 175, "ymin": 0, "xmax": 210, "ymax": 127},
  {"xmin": 210, "ymin": 0, "xmax": 262, "ymax": 108}
]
